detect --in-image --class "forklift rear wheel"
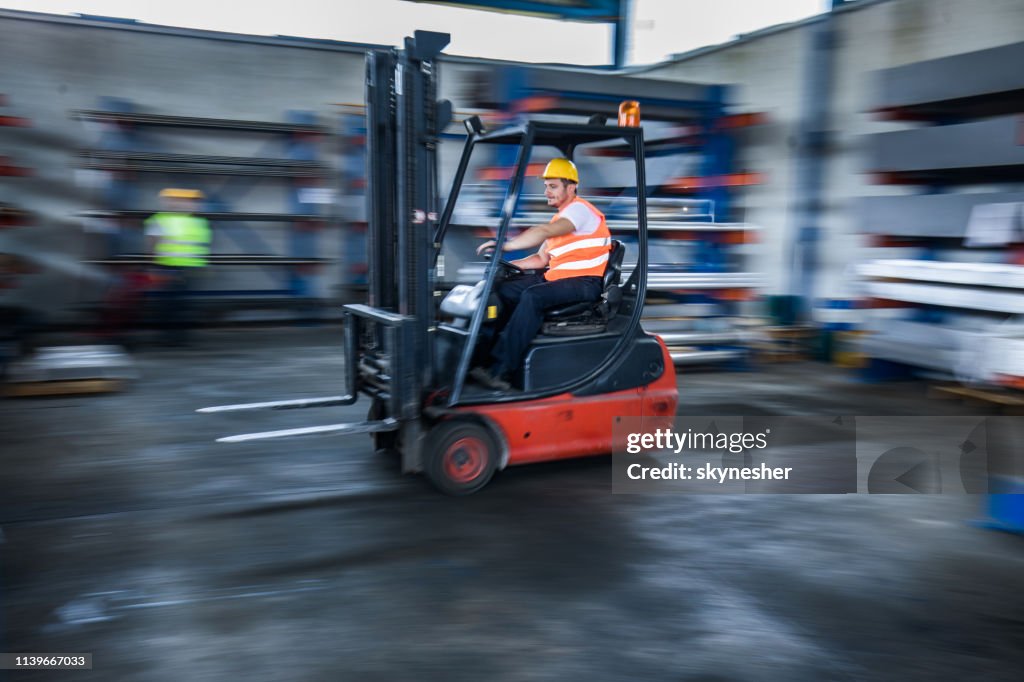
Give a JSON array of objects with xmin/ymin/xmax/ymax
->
[{"xmin": 425, "ymin": 419, "xmax": 498, "ymax": 495}]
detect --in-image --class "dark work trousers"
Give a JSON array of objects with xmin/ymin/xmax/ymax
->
[
  {"xmin": 489, "ymin": 273, "xmax": 602, "ymax": 377},
  {"xmin": 155, "ymin": 266, "xmax": 201, "ymax": 345}
]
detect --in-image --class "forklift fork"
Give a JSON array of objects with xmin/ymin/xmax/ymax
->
[{"xmin": 197, "ymin": 392, "xmax": 400, "ymax": 443}]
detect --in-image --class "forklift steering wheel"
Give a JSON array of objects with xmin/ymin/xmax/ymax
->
[
  {"xmin": 483, "ymin": 249, "xmax": 524, "ymax": 276},
  {"xmin": 498, "ymin": 259, "xmax": 524, "ymax": 276}
]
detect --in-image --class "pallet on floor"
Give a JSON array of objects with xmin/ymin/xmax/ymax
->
[
  {"xmin": 3, "ymin": 378, "xmax": 126, "ymax": 398},
  {"xmin": 927, "ymin": 383, "xmax": 1024, "ymax": 413},
  {"xmin": 752, "ymin": 325, "xmax": 817, "ymax": 362}
]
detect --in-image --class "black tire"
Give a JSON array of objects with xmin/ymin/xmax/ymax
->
[{"xmin": 424, "ymin": 419, "xmax": 498, "ymax": 496}]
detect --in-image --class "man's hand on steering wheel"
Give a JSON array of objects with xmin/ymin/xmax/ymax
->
[{"xmin": 477, "ymin": 239, "xmax": 524, "ymax": 275}]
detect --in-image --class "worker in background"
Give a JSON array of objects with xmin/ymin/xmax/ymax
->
[
  {"xmin": 472, "ymin": 158, "xmax": 611, "ymax": 390},
  {"xmin": 145, "ymin": 188, "xmax": 211, "ymax": 346}
]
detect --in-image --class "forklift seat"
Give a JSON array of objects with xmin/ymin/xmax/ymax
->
[{"xmin": 542, "ymin": 240, "xmax": 625, "ymax": 335}]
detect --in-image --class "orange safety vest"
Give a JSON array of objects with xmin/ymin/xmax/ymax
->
[{"xmin": 544, "ymin": 198, "xmax": 612, "ymax": 281}]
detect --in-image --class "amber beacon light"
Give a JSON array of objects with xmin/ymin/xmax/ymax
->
[{"xmin": 618, "ymin": 100, "xmax": 641, "ymax": 127}]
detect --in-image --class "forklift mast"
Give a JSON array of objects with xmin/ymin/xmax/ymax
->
[
  {"xmin": 364, "ymin": 31, "xmax": 452, "ymax": 390},
  {"xmin": 338, "ymin": 30, "xmax": 455, "ymax": 426}
]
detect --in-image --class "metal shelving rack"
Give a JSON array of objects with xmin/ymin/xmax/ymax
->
[
  {"xmin": 72, "ymin": 100, "xmax": 340, "ymax": 321},
  {"xmin": 460, "ymin": 64, "xmax": 764, "ymax": 365},
  {"xmin": 0, "ymin": 93, "xmax": 31, "ymax": 179},
  {"xmin": 1, "ymin": 94, "xmax": 36, "ymax": 365},
  {"xmin": 335, "ymin": 106, "xmax": 370, "ymax": 299},
  {"xmin": 861, "ymin": 41, "xmax": 1024, "ymax": 534},
  {"xmin": 857, "ymin": 40, "xmax": 1024, "ymax": 386}
]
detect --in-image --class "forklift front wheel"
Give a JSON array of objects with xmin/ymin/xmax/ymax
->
[{"xmin": 425, "ymin": 419, "xmax": 498, "ymax": 496}]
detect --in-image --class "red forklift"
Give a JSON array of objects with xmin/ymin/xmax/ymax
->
[{"xmin": 201, "ymin": 31, "xmax": 677, "ymax": 494}]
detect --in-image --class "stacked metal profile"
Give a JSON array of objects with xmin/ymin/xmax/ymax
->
[{"xmin": 857, "ymin": 41, "xmax": 1024, "ymax": 386}]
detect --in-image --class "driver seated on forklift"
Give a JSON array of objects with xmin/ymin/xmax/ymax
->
[{"xmin": 471, "ymin": 158, "xmax": 611, "ymax": 391}]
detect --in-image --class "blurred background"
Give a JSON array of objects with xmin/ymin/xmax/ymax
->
[{"xmin": 2, "ymin": 1, "xmax": 1024, "ymax": 680}]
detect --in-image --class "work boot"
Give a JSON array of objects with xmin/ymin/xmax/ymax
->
[{"xmin": 469, "ymin": 366, "xmax": 511, "ymax": 391}]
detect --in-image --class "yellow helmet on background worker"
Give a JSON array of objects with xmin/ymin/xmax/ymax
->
[
  {"xmin": 541, "ymin": 158, "xmax": 579, "ymax": 184},
  {"xmin": 159, "ymin": 188, "xmax": 204, "ymax": 200}
]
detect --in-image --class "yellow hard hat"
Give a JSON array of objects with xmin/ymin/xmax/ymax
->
[
  {"xmin": 541, "ymin": 158, "xmax": 579, "ymax": 184},
  {"xmin": 160, "ymin": 188, "xmax": 204, "ymax": 200}
]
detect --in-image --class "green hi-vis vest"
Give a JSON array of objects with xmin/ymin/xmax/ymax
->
[{"xmin": 146, "ymin": 213, "xmax": 212, "ymax": 267}]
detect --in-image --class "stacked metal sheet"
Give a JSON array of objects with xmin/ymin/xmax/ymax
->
[
  {"xmin": 857, "ymin": 259, "xmax": 1024, "ymax": 381},
  {"xmin": 5, "ymin": 345, "xmax": 136, "ymax": 383}
]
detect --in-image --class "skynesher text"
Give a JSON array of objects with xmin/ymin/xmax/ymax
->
[{"xmin": 627, "ymin": 462, "xmax": 793, "ymax": 482}]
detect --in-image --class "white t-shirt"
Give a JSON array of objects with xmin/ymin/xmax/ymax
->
[{"xmin": 557, "ymin": 201, "xmax": 601, "ymax": 235}]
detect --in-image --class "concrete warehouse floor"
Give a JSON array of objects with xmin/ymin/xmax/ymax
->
[{"xmin": 2, "ymin": 327, "xmax": 1022, "ymax": 681}]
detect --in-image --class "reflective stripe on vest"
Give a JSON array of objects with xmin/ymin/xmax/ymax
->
[
  {"xmin": 544, "ymin": 198, "xmax": 611, "ymax": 281},
  {"xmin": 147, "ymin": 213, "xmax": 211, "ymax": 267},
  {"xmin": 547, "ymin": 236, "xmax": 611, "ymax": 258}
]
